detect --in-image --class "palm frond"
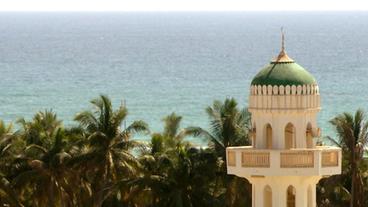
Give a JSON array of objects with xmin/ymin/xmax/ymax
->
[
  {"xmin": 325, "ymin": 136, "xmax": 342, "ymax": 147},
  {"xmin": 183, "ymin": 127, "xmax": 224, "ymax": 149},
  {"xmin": 111, "ymin": 105, "xmax": 128, "ymax": 131},
  {"xmin": 359, "ymin": 121, "xmax": 368, "ymax": 149},
  {"xmin": 113, "ymin": 139, "xmax": 147, "ymax": 152},
  {"xmin": 121, "ymin": 120, "xmax": 149, "ymax": 139},
  {"xmin": 25, "ymin": 144, "xmax": 48, "ymax": 154},
  {"xmin": 74, "ymin": 111, "xmax": 99, "ymax": 132},
  {"xmin": 87, "ymin": 131, "xmax": 109, "ymax": 147},
  {"xmin": 162, "ymin": 113, "xmax": 182, "ymax": 138},
  {"xmin": 0, "ymin": 120, "xmax": 13, "ymax": 137},
  {"xmin": 100, "ymin": 95, "xmax": 113, "ymax": 133}
]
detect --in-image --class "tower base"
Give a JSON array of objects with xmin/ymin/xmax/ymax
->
[{"xmin": 247, "ymin": 176, "xmax": 321, "ymax": 207}]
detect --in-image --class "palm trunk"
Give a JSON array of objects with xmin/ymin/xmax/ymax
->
[
  {"xmin": 92, "ymin": 163, "xmax": 109, "ymax": 207},
  {"xmin": 351, "ymin": 162, "xmax": 356, "ymax": 207},
  {"xmin": 351, "ymin": 151, "xmax": 362, "ymax": 207},
  {"xmin": 48, "ymin": 179, "xmax": 56, "ymax": 207},
  {"xmin": 353, "ymin": 163, "xmax": 363, "ymax": 207},
  {"xmin": 212, "ymin": 175, "xmax": 220, "ymax": 197},
  {"xmin": 92, "ymin": 192, "xmax": 104, "ymax": 207},
  {"xmin": 92, "ymin": 178, "xmax": 105, "ymax": 207}
]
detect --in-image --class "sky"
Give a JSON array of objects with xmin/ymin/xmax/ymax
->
[{"xmin": 0, "ymin": 0, "xmax": 367, "ymax": 11}]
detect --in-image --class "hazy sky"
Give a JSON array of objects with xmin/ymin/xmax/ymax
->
[{"xmin": 0, "ymin": 0, "xmax": 367, "ymax": 11}]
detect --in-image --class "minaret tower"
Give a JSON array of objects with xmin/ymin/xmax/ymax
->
[{"xmin": 226, "ymin": 31, "xmax": 341, "ymax": 207}]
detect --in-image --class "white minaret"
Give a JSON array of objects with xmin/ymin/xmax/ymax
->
[{"xmin": 226, "ymin": 32, "xmax": 341, "ymax": 207}]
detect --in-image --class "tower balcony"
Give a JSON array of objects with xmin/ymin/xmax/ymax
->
[{"xmin": 226, "ymin": 146, "xmax": 341, "ymax": 177}]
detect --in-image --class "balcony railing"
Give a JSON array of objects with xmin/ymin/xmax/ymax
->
[
  {"xmin": 227, "ymin": 151, "xmax": 236, "ymax": 166},
  {"xmin": 280, "ymin": 151, "xmax": 314, "ymax": 168},
  {"xmin": 242, "ymin": 151, "xmax": 270, "ymax": 167},
  {"xmin": 226, "ymin": 146, "xmax": 341, "ymax": 176},
  {"xmin": 322, "ymin": 150, "xmax": 339, "ymax": 167}
]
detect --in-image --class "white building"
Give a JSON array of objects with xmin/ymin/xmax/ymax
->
[{"xmin": 226, "ymin": 35, "xmax": 341, "ymax": 207}]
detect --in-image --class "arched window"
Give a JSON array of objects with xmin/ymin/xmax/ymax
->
[
  {"xmin": 285, "ymin": 123, "xmax": 296, "ymax": 149},
  {"xmin": 307, "ymin": 185, "xmax": 313, "ymax": 207},
  {"xmin": 287, "ymin": 185, "xmax": 296, "ymax": 207},
  {"xmin": 265, "ymin": 124, "xmax": 272, "ymax": 149},
  {"xmin": 264, "ymin": 185, "xmax": 272, "ymax": 207},
  {"xmin": 306, "ymin": 123, "xmax": 313, "ymax": 148}
]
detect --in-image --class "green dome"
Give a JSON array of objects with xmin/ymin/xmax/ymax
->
[{"xmin": 251, "ymin": 61, "xmax": 317, "ymax": 86}]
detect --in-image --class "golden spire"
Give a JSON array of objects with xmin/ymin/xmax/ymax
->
[
  {"xmin": 281, "ymin": 27, "xmax": 285, "ymax": 53},
  {"xmin": 272, "ymin": 27, "xmax": 294, "ymax": 63}
]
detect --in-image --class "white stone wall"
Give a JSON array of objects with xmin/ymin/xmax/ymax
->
[
  {"xmin": 251, "ymin": 111, "xmax": 319, "ymax": 149},
  {"xmin": 225, "ymin": 82, "xmax": 342, "ymax": 207},
  {"xmin": 249, "ymin": 84, "xmax": 321, "ymax": 150},
  {"xmin": 248, "ymin": 176, "xmax": 320, "ymax": 207}
]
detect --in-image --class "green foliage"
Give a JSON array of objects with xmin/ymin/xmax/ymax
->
[
  {"xmin": 131, "ymin": 112, "xmax": 220, "ymax": 207},
  {"xmin": 183, "ymin": 98, "xmax": 252, "ymax": 206},
  {"xmin": 318, "ymin": 109, "xmax": 368, "ymax": 207},
  {"xmin": 184, "ymin": 98, "xmax": 251, "ymax": 157},
  {"xmin": 0, "ymin": 96, "xmax": 367, "ymax": 207}
]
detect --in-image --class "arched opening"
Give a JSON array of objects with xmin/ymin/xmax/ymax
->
[
  {"xmin": 285, "ymin": 123, "xmax": 296, "ymax": 149},
  {"xmin": 265, "ymin": 124, "xmax": 272, "ymax": 149},
  {"xmin": 306, "ymin": 123, "xmax": 313, "ymax": 148},
  {"xmin": 307, "ymin": 185, "xmax": 313, "ymax": 207},
  {"xmin": 264, "ymin": 185, "xmax": 272, "ymax": 207},
  {"xmin": 287, "ymin": 185, "xmax": 296, "ymax": 207}
]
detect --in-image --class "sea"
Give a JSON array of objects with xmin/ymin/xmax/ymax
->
[{"xmin": 0, "ymin": 12, "xmax": 367, "ymax": 144}]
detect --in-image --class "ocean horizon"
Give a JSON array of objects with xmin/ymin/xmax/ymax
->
[{"xmin": 0, "ymin": 11, "xmax": 367, "ymax": 144}]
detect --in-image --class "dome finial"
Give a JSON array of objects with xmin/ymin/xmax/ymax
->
[{"xmin": 272, "ymin": 27, "xmax": 294, "ymax": 63}]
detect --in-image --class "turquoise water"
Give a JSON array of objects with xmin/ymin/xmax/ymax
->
[{"xmin": 0, "ymin": 12, "xmax": 368, "ymax": 143}]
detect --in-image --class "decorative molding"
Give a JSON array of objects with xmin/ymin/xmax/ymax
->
[
  {"xmin": 251, "ymin": 84, "xmax": 319, "ymax": 95},
  {"xmin": 249, "ymin": 84, "xmax": 321, "ymax": 111}
]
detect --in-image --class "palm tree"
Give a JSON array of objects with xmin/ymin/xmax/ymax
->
[
  {"xmin": 0, "ymin": 120, "xmax": 13, "ymax": 137},
  {"xmin": 128, "ymin": 113, "xmax": 184, "ymax": 206},
  {"xmin": 328, "ymin": 109, "xmax": 368, "ymax": 207},
  {"xmin": 72, "ymin": 95, "xmax": 149, "ymax": 207},
  {"xmin": 0, "ymin": 121, "xmax": 24, "ymax": 207},
  {"xmin": 11, "ymin": 128, "xmax": 74, "ymax": 207},
  {"xmin": 184, "ymin": 98, "xmax": 251, "ymax": 159},
  {"xmin": 183, "ymin": 98, "xmax": 252, "ymax": 206},
  {"xmin": 159, "ymin": 147, "xmax": 218, "ymax": 207},
  {"xmin": 0, "ymin": 121, "xmax": 22, "ymax": 166},
  {"xmin": 143, "ymin": 113, "xmax": 189, "ymax": 154},
  {"xmin": 131, "ymin": 113, "xmax": 218, "ymax": 207},
  {"xmin": 17, "ymin": 110, "xmax": 62, "ymax": 147},
  {"xmin": 316, "ymin": 174, "xmax": 351, "ymax": 207},
  {"xmin": 9, "ymin": 110, "xmax": 72, "ymax": 206},
  {"xmin": 0, "ymin": 121, "xmax": 16, "ymax": 172},
  {"xmin": 0, "ymin": 174, "xmax": 24, "ymax": 207}
]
